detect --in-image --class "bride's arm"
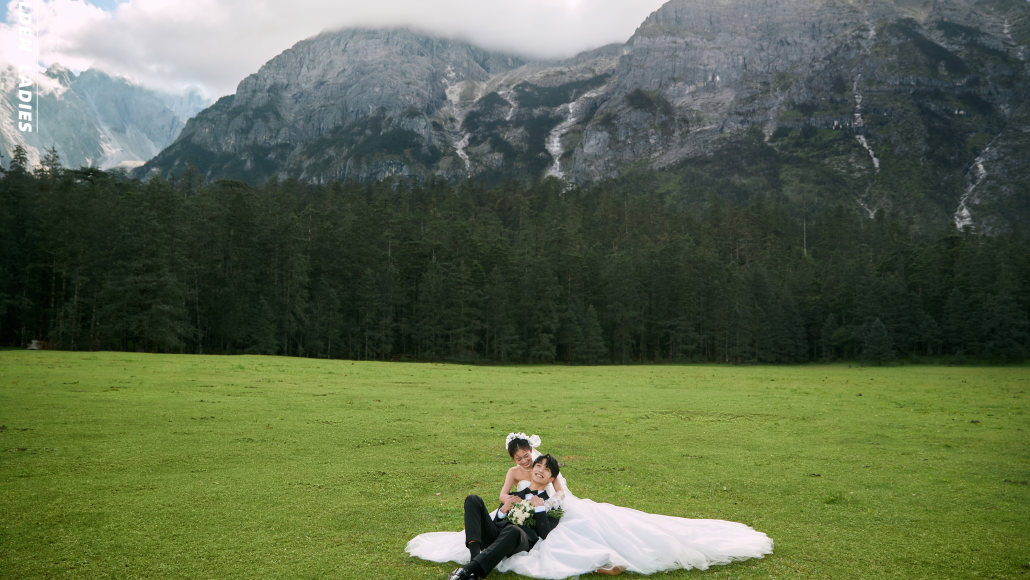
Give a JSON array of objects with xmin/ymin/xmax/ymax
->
[
  {"xmin": 499, "ymin": 466, "xmax": 518, "ymax": 503},
  {"xmin": 543, "ymin": 472, "xmax": 568, "ymax": 509}
]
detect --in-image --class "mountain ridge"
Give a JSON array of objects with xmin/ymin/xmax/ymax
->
[
  {"xmin": 0, "ymin": 64, "xmax": 209, "ymax": 170},
  {"xmin": 130, "ymin": 0, "xmax": 1030, "ymax": 231}
]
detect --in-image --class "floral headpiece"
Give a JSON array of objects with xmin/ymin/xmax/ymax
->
[{"xmin": 506, "ymin": 432, "xmax": 541, "ymax": 450}]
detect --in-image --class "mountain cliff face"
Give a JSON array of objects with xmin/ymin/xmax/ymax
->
[
  {"xmin": 0, "ymin": 65, "xmax": 208, "ymax": 170},
  {"xmin": 142, "ymin": 28, "xmax": 527, "ymax": 183},
  {"xmin": 579, "ymin": 0, "xmax": 1030, "ymax": 229},
  {"xmin": 137, "ymin": 0, "xmax": 1030, "ymax": 230}
]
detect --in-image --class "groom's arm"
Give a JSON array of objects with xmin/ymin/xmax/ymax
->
[{"xmin": 493, "ymin": 495, "xmax": 518, "ymax": 522}]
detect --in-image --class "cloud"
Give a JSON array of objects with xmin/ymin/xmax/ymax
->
[{"xmin": 2, "ymin": 0, "xmax": 666, "ymax": 98}]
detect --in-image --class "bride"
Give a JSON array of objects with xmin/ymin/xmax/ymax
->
[
  {"xmin": 406, "ymin": 432, "xmax": 774, "ymax": 578},
  {"xmin": 497, "ymin": 433, "xmax": 565, "ymax": 506}
]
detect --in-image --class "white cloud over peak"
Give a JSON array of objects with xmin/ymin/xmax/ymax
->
[{"xmin": 2, "ymin": 0, "xmax": 666, "ymax": 98}]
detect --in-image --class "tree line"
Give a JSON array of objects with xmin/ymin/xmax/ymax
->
[{"xmin": 1, "ymin": 147, "xmax": 1027, "ymax": 364}]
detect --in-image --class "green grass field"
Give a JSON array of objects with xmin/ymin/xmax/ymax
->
[{"xmin": 1, "ymin": 351, "xmax": 1027, "ymax": 579}]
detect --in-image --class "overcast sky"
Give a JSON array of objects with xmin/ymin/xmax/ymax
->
[{"xmin": 2, "ymin": 0, "xmax": 669, "ymax": 99}]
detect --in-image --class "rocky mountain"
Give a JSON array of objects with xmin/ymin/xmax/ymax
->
[
  {"xmin": 0, "ymin": 65, "xmax": 208, "ymax": 170},
  {"xmin": 137, "ymin": 0, "xmax": 1030, "ymax": 231},
  {"xmin": 592, "ymin": 0, "xmax": 1030, "ymax": 231},
  {"xmin": 138, "ymin": 28, "xmax": 529, "ymax": 184}
]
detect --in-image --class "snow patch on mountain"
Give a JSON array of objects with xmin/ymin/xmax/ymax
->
[
  {"xmin": 546, "ymin": 82, "xmax": 611, "ymax": 180},
  {"xmin": 443, "ymin": 66, "xmax": 484, "ymax": 172},
  {"xmin": 499, "ymin": 88, "xmax": 518, "ymax": 121},
  {"xmin": 954, "ymin": 141, "xmax": 999, "ymax": 231},
  {"xmin": 852, "ymin": 77, "xmax": 880, "ymax": 173}
]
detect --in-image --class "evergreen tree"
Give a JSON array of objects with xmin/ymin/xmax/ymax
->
[
  {"xmin": 977, "ymin": 277, "xmax": 1029, "ymax": 362},
  {"xmin": 580, "ymin": 304, "xmax": 608, "ymax": 364},
  {"xmin": 35, "ymin": 146, "xmax": 62, "ymax": 182},
  {"xmin": 603, "ymin": 250, "xmax": 644, "ymax": 363},
  {"xmin": 861, "ymin": 318, "xmax": 896, "ymax": 366},
  {"xmin": 557, "ymin": 301, "xmax": 586, "ymax": 364},
  {"xmin": 414, "ymin": 259, "xmax": 448, "ymax": 360},
  {"xmin": 95, "ymin": 177, "xmax": 188, "ymax": 351},
  {"xmin": 516, "ymin": 255, "xmax": 560, "ymax": 363},
  {"xmin": 8, "ymin": 145, "xmax": 28, "ymax": 174},
  {"xmin": 356, "ymin": 265, "xmax": 397, "ymax": 360},
  {"xmin": 482, "ymin": 267, "xmax": 522, "ymax": 362},
  {"xmin": 0, "ymin": 152, "xmax": 1026, "ymax": 364}
]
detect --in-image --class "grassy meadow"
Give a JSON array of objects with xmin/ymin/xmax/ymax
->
[{"xmin": 1, "ymin": 350, "xmax": 1028, "ymax": 579}]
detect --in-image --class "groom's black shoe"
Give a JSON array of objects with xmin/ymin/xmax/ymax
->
[{"xmin": 447, "ymin": 567, "xmax": 480, "ymax": 580}]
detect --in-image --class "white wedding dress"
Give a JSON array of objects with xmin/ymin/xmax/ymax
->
[{"xmin": 406, "ymin": 471, "xmax": 773, "ymax": 579}]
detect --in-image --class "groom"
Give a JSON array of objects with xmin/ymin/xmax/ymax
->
[{"xmin": 447, "ymin": 454, "xmax": 562, "ymax": 580}]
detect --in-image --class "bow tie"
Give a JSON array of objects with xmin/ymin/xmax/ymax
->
[{"xmin": 522, "ymin": 489, "xmax": 546, "ymax": 498}]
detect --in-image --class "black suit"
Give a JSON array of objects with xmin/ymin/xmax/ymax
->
[{"xmin": 462, "ymin": 488, "xmax": 560, "ymax": 576}]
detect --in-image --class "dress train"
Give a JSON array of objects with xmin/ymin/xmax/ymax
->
[{"xmin": 406, "ymin": 481, "xmax": 773, "ymax": 579}]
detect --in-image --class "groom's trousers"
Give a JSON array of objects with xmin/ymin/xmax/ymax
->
[{"xmin": 463, "ymin": 495, "xmax": 533, "ymax": 575}]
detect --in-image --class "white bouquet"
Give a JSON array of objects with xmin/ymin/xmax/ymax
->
[{"xmin": 507, "ymin": 499, "xmax": 535, "ymax": 526}]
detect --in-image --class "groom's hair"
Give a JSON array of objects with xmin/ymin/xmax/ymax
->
[
  {"xmin": 533, "ymin": 454, "xmax": 560, "ymax": 478},
  {"xmin": 507, "ymin": 437, "xmax": 532, "ymax": 457}
]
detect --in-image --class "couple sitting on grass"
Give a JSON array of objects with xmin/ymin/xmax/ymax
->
[{"xmin": 406, "ymin": 432, "xmax": 773, "ymax": 579}]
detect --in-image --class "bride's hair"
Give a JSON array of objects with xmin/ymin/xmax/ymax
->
[
  {"xmin": 507, "ymin": 437, "xmax": 532, "ymax": 458},
  {"xmin": 533, "ymin": 454, "xmax": 560, "ymax": 478}
]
